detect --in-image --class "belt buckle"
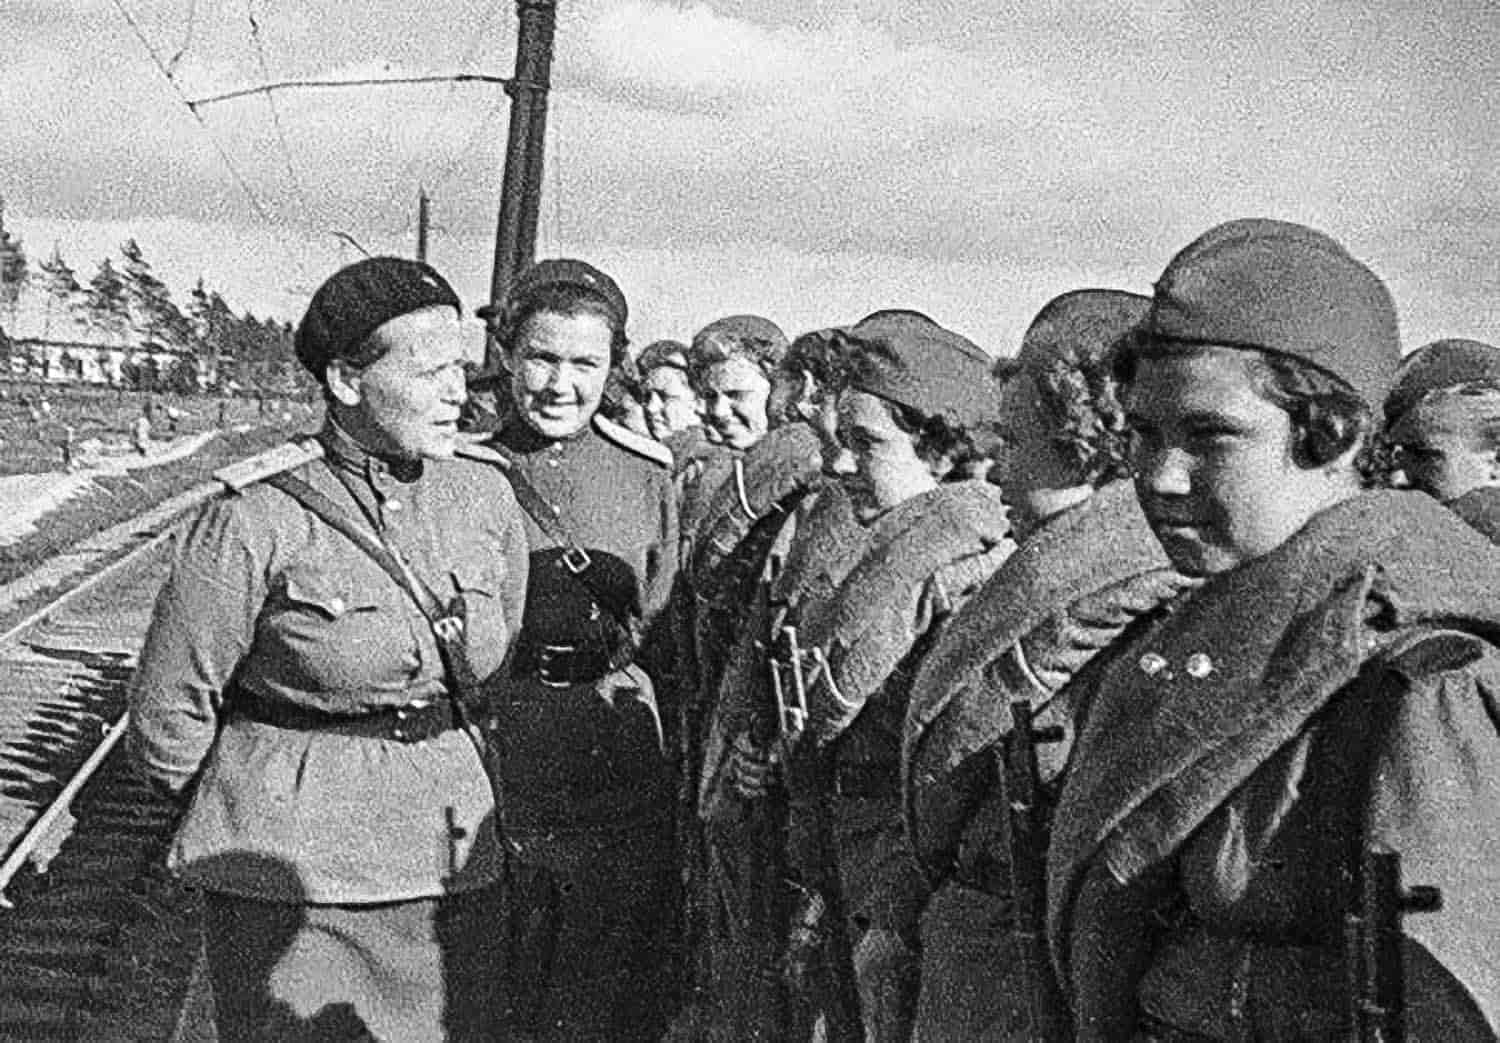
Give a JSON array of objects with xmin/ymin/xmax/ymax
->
[
  {"xmin": 536, "ymin": 643, "xmax": 577, "ymax": 688},
  {"xmin": 560, "ymin": 546, "xmax": 592, "ymax": 574},
  {"xmin": 390, "ymin": 699, "xmax": 434, "ymax": 743}
]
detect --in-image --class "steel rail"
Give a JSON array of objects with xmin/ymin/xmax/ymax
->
[
  {"xmin": 0, "ymin": 715, "xmax": 130, "ymax": 909},
  {"xmin": 0, "ymin": 524, "xmax": 182, "ymax": 907}
]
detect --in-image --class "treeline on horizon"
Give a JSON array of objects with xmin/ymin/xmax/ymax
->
[{"xmin": 0, "ymin": 203, "xmax": 311, "ymax": 397}]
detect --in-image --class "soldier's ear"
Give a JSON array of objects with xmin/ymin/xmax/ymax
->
[{"xmin": 325, "ymin": 359, "xmax": 364, "ymax": 407}]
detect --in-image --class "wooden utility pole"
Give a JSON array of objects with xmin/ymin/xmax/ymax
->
[
  {"xmin": 416, "ymin": 187, "xmax": 430, "ymax": 263},
  {"xmin": 483, "ymin": 0, "xmax": 557, "ymax": 375}
]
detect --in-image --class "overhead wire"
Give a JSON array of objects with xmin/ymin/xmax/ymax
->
[
  {"xmin": 381, "ymin": 0, "xmax": 514, "ymax": 244},
  {"xmin": 187, "ymin": 72, "xmax": 509, "ymax": 109},
  {"xmin": 245, "ymin": 0, "xmax": 314, "ymax": 221},
  {"xmin": 107, "ymin": 0, "xmax": 280, "ymax": 228},
  {"xmin": 109, "ymin": 0, "xmax": 517, "ymax": 288},
  {"xmin": 165, "ymin": 0, "xmax": 198, "ymax": 75},
  {"xmin": 106, "ymin": 0, "xmax": 318, "ymax": 289}
]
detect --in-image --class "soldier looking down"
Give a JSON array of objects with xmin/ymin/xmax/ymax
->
[
  {"xmin": 677, "ymin": 323, "xmax": 869, "ymax": 1040},
  {"xmin": 762, "ymin": 312, "xmax": 1013, "ymax": 1042},
  {"xmin": 1049, "ymin": 219, "xmax": 1500, "ymax": 1040}
]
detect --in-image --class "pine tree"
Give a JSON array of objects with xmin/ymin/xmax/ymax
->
[
  {"xmin": 37, "ymin": 243, "xmax": 83, "ymax": 338},
  {"xmin": 85, "ymin": 258, "xmax": 131, "ymax": 340},
  {"xmin": 0, "ymin": 198, "xmax": 29, "ymax": 321},
  {"xmin": 120, "ymin": 238, "xmax": 188, "ymax": 349},
  {"xmin": 187, "ymin": 277, "xmax": 212, "ymax": 337},
  {"xmin": 188, "ymin": 278, "xmax": 241, "ymax": 389}
]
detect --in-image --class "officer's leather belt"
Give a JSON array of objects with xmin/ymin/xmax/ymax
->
[
  {"xmin": 513, "ymin": 639, "xmax": 625, "ymax": 688},
  {"xmin": 228, "ymin": 686, "xmax": 458, "ymax": 743},
  {"xmin": 831, "ymin": 761, "xmax": 901, "ymax": 798}
]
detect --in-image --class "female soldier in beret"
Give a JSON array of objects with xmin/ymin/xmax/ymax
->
[
  {"xmin": 476, "ymin": 258, "xmax": 680, "ymax": 1041},
  {"xmin": 676, "ymin": 314, "xmax": 789, "ymax": 540},
  {"xmin": 689, "ymin": 314, "xmax": 788, "ymax": 454},
  {"xmin": 128, "ymin": 257, "xmax": 529, "ymax": 1040},
  {"xmin": 678, "ymin": 323, "xmax": 868, "ymax": 1040},
  {"xmin": 1049, "ymin": 220, "xmax": 1500, "ymax": 1040}
]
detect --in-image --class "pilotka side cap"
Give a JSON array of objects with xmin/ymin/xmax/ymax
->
[
  {"xmin": 1385, "ymin": 338, "xmax": 1500, "ymax": 423},
  {"xmin": 842, "ymin": 312, "xmax": 996, "ymax": 428},
  {"xmin": 691, "ymin": 314, "xmax": 789, "ymax": 354},
  {"xmin": 1019, "ymin": 288, "xmax": 1152, "ymax": 371},
  {"xmin": 295, "ymin": 256, "xmax": 461, "ymax": 381},
  {"xmin": 1147, "ymin": 218, "xmax": 1401, "ymax": 409}
]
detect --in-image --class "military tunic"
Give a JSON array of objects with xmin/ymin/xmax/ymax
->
[
  {"xmin": 1449, "ymin": 485, "xmax": 1500, "ymax": 544},
  {"xmin": 480, "ymin": 412, "xmax": 680, "ymax": 1041},
  {"xmin": 672, "ymin": 423, "xmax": 827, "ymax": 1039},
  {"xmin": 799, "ymin": 480, "xmax": 1013, "ymax": 1042},
  {"xmin": 128, "ymin": 422, "xmax": 529, "ymax": 1041},
  {"xmin": 681, "ymin": 482, "xmax": 873, "ymax": 1043},
  {"xmin": 1049, "ymin": 491, "xmax": 1500, "ymax": 1040},
  {"xmin": 675, "ymin": 435, "xmax": 739, "ymax": 546},
  {"xmin": 902, "ymin": 480, "xmax": 1180, "ymax": 1041}
]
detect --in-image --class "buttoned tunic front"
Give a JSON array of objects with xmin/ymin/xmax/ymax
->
[
  {"xmin": 485, "ymin": 415, "xmax": 678, "ymax": 830},
  {"xmin": 478, "ymin": 414, "xmax": 681, "ymax": 1041},
  {"xmin": 128, "ymin": 423, "xmax": 529, "ymax": 904}
]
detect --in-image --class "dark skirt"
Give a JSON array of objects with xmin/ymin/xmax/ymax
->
[
  {"xmin": 203, "ymin": 884, "xmax": 508, "ymax": 1042},
  {"xmin": 502, "ymin": 819, "xmax": 680, "ymax": 1041}
]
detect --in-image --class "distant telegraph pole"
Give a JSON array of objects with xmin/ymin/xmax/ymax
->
[
  {"xmin": 484, "ymin": 0, "xmax": 557, "ymax": 375},
  {"xmin": 416, "ymin": 187, "xmax": 430, "ymax": 263}
]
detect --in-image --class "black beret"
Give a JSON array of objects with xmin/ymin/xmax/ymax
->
[
  {"xmin": 1385, "ymin": 338, "xmax": 1500, "ymax": 423},
  {"xmin": 295, "ymin": 257, "xmax": 461, "ymax": 381},
  {"xmin": 492, "ymin": 258, "xmax": 628, "ymax": 329},
  {"xmin": 1148, "ymin": 218, "xmax": 1400, "ymax": 409}
]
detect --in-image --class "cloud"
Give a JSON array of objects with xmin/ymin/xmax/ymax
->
[
  {"xmin": 563, "ymin": 0, "xmax": 1053, "ymax": 127},
  {"xmin": 4, "ymin": 0, "xmax": 1498, "ymax": 354}
]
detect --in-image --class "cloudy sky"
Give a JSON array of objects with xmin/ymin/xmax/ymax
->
[{"xmin": 2, "ymin": 0, "xmax": 1496, "ymax": 355}]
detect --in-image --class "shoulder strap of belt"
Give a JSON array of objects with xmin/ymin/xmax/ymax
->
[
  {"xmin": 262, "ymin": 467, "xmax": 490, "ymax": 722},
  {"xmin": 486, "ymin": 442, "xmax": 638, "ymax": 645},
  {"xmin": 265, "ymin": 469, "xmax": 445, "ymax": 622},
  {"xmin": 264, "ymin": 463, "xmax": 517, "ymax": 852}
]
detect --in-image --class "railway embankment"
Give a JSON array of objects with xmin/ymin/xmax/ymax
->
[
  {"xmin": 0, "ymin": 425, "xmax": 310, "ymax": 1040},
  {"xmin": 0, "ymin": 422, "xmax": 306, "ymax": 629}
]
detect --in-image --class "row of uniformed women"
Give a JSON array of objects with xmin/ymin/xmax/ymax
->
[
  {"xmin": 129, "ymin": 217, "xmax": 1500, "ymax": 1041},
  {"xmin": 671, "ymin": 220, "xmax": 1500, "ymax": 1042}
]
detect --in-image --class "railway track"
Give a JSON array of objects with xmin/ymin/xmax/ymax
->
[{"xmin": 0, "ymin": 503, "xmax": 210, "ymax": 1040}]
